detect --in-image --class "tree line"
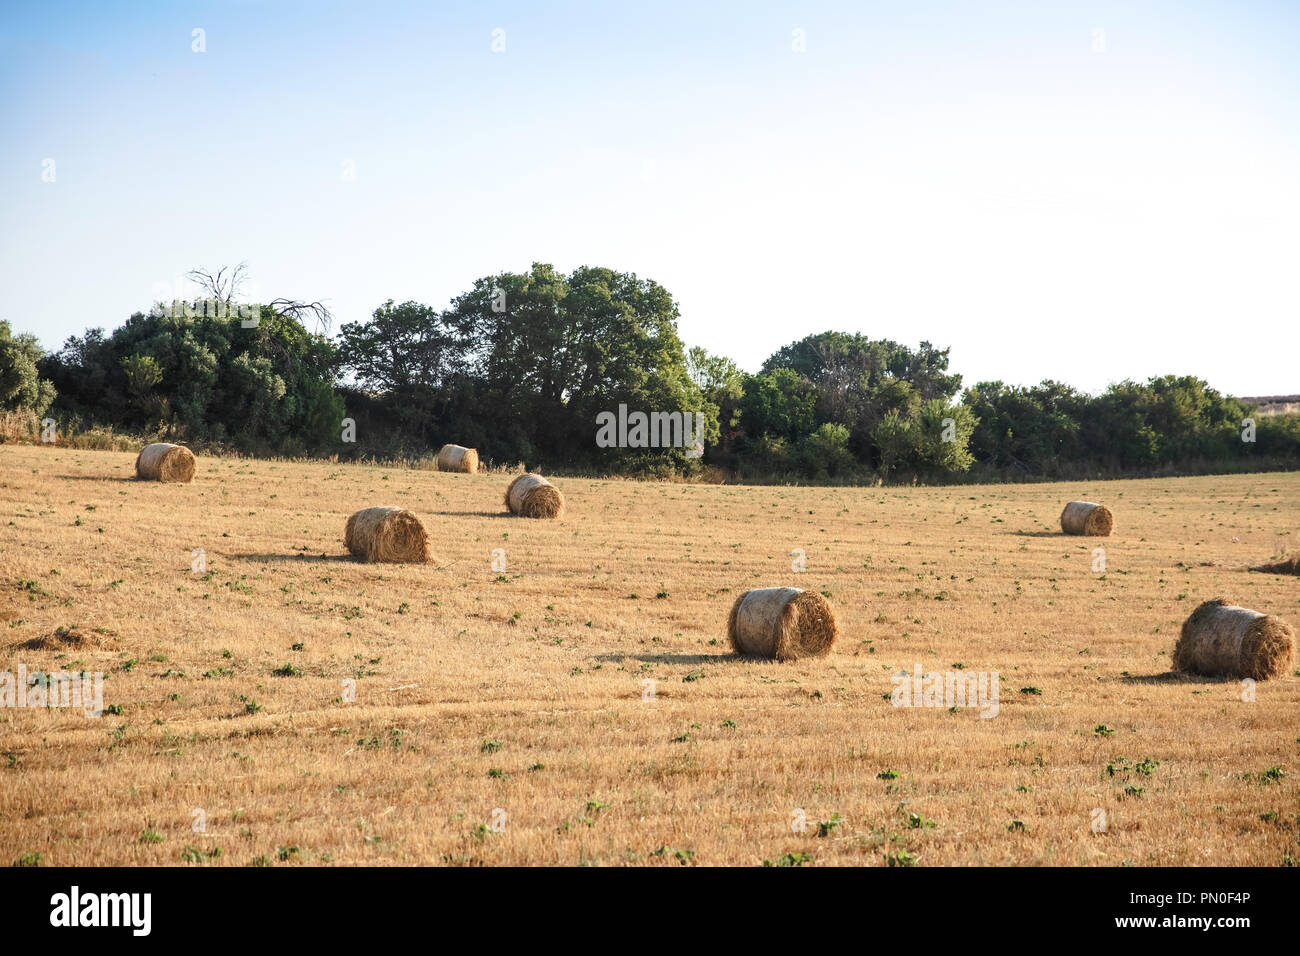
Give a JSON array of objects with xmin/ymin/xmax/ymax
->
[{"xmin": 5, "ymin": 261, "xmax": 1297, "ymax": 481}]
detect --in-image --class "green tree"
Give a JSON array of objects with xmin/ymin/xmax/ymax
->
[
  {"xmin": 0, "ymin": 321, "xmax": 56, "ymax": 416},
  {"xmin": 338, "ymin": 264, "xmax": 714, "ymax": 471},
  {"xmin": 443, "ymin": 263, "xmax": 714, "ymax": 469},
  {"xmin": 915, "ymin": 400, "xmax": 977, "ymax": 472},
  {"xmin": 121, "ymin": 353, "xmax": 165, "ymax": 422},
  {"xmin": 42, "ymin": 307, "xmax": 341, "ymax": 452},
  {"xmin": 688, "ymin": 346, "xmax": 744, "ymax": 426},
  {"xmin": 336, "ymin": 299, "xmax": 467, "ymax": 449},
  {"xmin": 739, "ymin": 368, "xmax": 818, "ymax": 443},
  {"xmin": 871, "ymin": 409, "xmax": 912, "ymax": 478},
  {"xmin": 798, "ymin": 422, "xmax": 856, "ymax": 478},
  {"xmin": 688, "ymin": 345, "xmax": 745, "ymax": 464},
  {"xmin": 752, "ymin": 331, "xmax": 965, "ymax": 472},
  {"xmin": 963, "ymin": 380, "xmax": 1085, "ymax": 473}
]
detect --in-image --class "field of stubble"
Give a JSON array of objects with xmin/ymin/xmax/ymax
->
[{"xmin": 0, "ymin": 443, "xmax": 1296, "ymax": 866}]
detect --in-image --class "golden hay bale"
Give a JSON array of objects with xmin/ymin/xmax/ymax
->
[
  {"xmin": 726, "ymin": 587, "xmax": 838, "ymax": 661},
  {"xmin": 1060, "ymin": 501, "xmax": 1113, "ymax": 536},
  {"xmin": 504, "ymin": 473, "xmax": 565, "ymax": 519},
  {"xmin": 1173, "ymin": 599, "xmax": 1294, "ymax": 680},
  {"xmin": 344, "ymin": 506, "xmax": 431, "ymax": 563},
  {"xmin": 436, "ymin": 444, "xmax": 479, "ymax": 473},
  {"xmin": 134, "ymin": 443, "xmax": 196, "ymax": 483}
]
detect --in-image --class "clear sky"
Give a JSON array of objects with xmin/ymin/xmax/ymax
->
[{"xmin": 2, "ymin": 1, "xmax": 1297, "ymax": 396}]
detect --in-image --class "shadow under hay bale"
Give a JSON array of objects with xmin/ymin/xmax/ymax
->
[
  {"xmin": 16, "ymin": 625, "xmax": 114, "ymax": 651},
  {"xmin": 1173, "ymin": 599, "xmax": 1294, "ymax": 681},
  {"xmin": 1060, "ymin": 501, "xmax": 1112, "ymax": 536},
  {"xmin": 344, "ymin": 507, "xmax": 431, "ymax": 563},
  {"xmin": 726, "ymin": 587, "xmax": 838, "ymax": 661},
  {"xmin": 1252, "ymin": 554, "xmax": 1300, "ymax": 576},
  {"xmin": 505, "ymin": 473, "xmax": 564, "ymax": 518},
  {"xmin": 134, "ymin": 443, "xmax": 196, "ymax": 483},
  {"xmin": 436, "ymin": 444, "xmax": 478, "ymax": 473}
]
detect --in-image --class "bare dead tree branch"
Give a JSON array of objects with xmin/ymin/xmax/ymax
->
[
  {"xmin": 186, "ymin": 261, "xmax": 248, "ymax": 305},
  {"xmin": 185, "ymin": 263, "xmax": 332, "ymax": 334},
  {"xmin": 268, "ymin": 298, "xmax": 334, "ymax": 336}
]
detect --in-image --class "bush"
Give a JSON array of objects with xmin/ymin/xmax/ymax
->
[
  {"xmin": 41, "ymin": 308, "xmax": 341, "ymax": 453},
  {"xmin": 0, "ymin": 321, "xmax": 55, "ymax": 417},
  {"xmin": 798, "ymin": 423, "xmax": 856, "ymax": 478},
  {"xmin": 739, "ymin": 433, "xmax": 794, "ymax": 475},
  {"xmin": 0, "ymin": 408, "xmax": 40, "ymax": 444}
]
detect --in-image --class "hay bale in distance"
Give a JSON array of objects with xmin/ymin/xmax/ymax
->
[
  {"xmin": 134, "ymin": 443, "xmax": 196, "ymax": 483},
  {"xmin": 726, "ymin": 587, "xmax": 838, "ymax": 661},
  {"xmin": 436, "ymin": 444, "xmax": 479, "ymax": 473},
  {"xmin": 1173, "ymin": 599, "xmax": 1294, "ymax": 680},
  {"xmin": 1060, "ymin": 501, "xmax": 1113, "ymax": 536},
  {"xmin": 504, "ymin": 473, "xmax": 564, "ymax": 519},
  {"xmin": 344, "ymin": 507, "xmax": 431, "ymax": 563}
]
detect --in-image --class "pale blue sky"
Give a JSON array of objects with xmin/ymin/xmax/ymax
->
[{"xmin": 2, "ymin": 1, "xmax": 1297, "ymax": 395}]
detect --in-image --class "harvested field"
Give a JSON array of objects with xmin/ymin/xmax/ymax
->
[{"xmin": 0, "ymin": 444, "xmax": 1297, "ymax": 866}]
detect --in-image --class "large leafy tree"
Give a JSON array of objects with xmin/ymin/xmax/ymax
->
[
  {"xmin": 338, "ymin": 263, "xmax": 716, "ymax": 470},
  {"xmin": 335, "ymin": 300, "xmax": 469, "ymax": 448}
]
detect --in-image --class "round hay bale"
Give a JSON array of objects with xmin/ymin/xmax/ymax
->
[
  {"xmin": 436, "ymin": 444, "xmax": 478, "ymax": 473},
  {"xmin": 1173, "ymin": 599, "xmax": 1294, "ymax": 680},
  {"xmin": 726, "ymin": 587, "xmax": 838, "ymax": 661},
  {"xmin": 134, "ymin": 443, "xmax": 196, "ymax": 483},
  {"xmin": 344, "ymin": 507, "xmax": 431, "ymax": 563},
  {"xmin": 505, "ymin": 473, "xmax": 564, "ymax": 519},
  {"xmin": 1060, "ymin": 501, "xmax": 1113, "ymax": 536}
]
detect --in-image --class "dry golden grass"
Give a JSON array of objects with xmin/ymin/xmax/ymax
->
[{"xmin": 1, "ymin": 443, "xmax": 1297, "ymax": 867}]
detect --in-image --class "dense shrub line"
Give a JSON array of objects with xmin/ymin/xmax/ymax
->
[{"xmin": 4, "ymin": 264, "xmax": 1296, "ymax": 481}]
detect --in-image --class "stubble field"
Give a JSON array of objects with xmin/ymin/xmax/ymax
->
[{"xmin": 0, "ymin": 443, "xmax": 1296, "ymax": 866}]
